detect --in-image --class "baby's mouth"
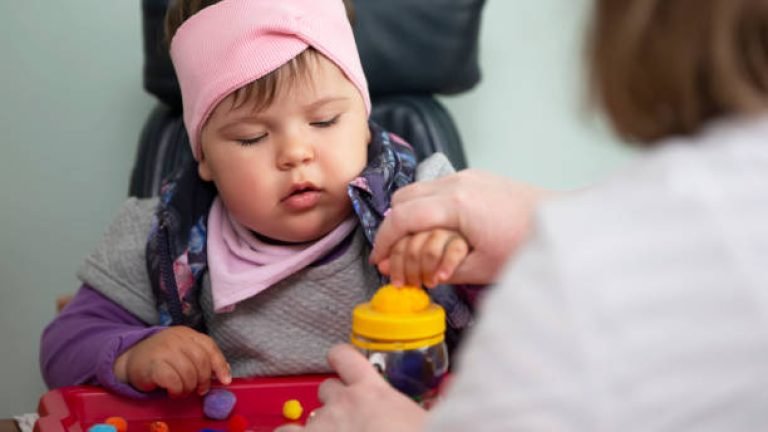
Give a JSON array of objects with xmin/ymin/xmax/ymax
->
[
  {"xmin": 281, "ymin": 182, "xmax": 322, "ymax": 210},
  {"xmin": 283, "ymin": 182, "xmax": 320, "ymax": 199}
]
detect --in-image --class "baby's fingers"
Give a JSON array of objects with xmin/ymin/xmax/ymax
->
[
  {"xmin": 433, "ymin": 236, "xmax": 469, "ymax": 287},
  {"xmin": 387, "ymin": 236, "xmax": 412, "ymax": 287},
  {"xmin": 181, "ymin": 341, "xmax": 217, "ymax": 395},
  {"xmin": 419, "ymin": 230, "xmax": 469, "ymax": 288},
  {"xmin": 197, "ymin": 335, "xmax": 232, "ymax": 386},
  {"xmin": 403, "ymin": 232, "xmax": 432, "ymax": 287},
  {"xmin": 376, "ymin": 257, "xmax": 391, "ymax": 276},
  {"xmin": 419, "ymin": 230, "xmax": 453, "ymax": 287},
  {"xmin": 150, "ymin": 360, "xmax": 189, "ymax": 397}
]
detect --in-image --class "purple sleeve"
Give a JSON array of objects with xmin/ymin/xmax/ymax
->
[{"xmin": 39, "ymin": 285, "xmax": 166, "ymax": 398}]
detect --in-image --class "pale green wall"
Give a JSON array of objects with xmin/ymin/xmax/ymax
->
[
  {"xmin": 0, "ymin": 0, "xmax": 631, "ymax": 418},
  {"xmin": 0, "ymin": 2, "xmax": 154, "ymax": 416},
  {"xmin": 440, "ymin": 0, "xmax": 632, "ymax": 187}
]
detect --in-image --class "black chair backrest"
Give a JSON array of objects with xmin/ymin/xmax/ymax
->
[{"xmin": 130, "ymin": 0, "xmax": 485, "ymax": 198}]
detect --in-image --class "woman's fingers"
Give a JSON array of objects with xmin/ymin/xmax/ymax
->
[
  {"xmin": 318, "ymin": 378, "xmax": 345, "ymax": 404},
  {"xmin": 273, "ymin": 426, "xmax": 304, "ymax": 432},
  {"xmin": 327, "ymin": 344, "xmax": 382, "ymax": 387},
  {"xmin": 389, "ymin": 174, "xmax": 461, "ymax": 207}
]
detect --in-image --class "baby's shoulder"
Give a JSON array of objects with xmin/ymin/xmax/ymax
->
[
  {"xmin": 415, "ymin": 152, "xmax": 455, "ymax": 181},
  {"xmin": 89, "ymin": 197, "xmax": 161, "ymax": 253},
  {"xmin": 76, "ymin": 196, "xmax": 161, "ymax": 324},
  {"xmin": 108, "ymin": 197, "xmax": 160, "ymax": 237},
  {"xmin": 117, "ymin": 196, "xmax": 159, "ymax": 216}
]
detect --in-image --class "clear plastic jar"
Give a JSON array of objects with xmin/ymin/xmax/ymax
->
[{"xmin": 351, "ymin": 285, "xmax": 449, "ymax": 405}]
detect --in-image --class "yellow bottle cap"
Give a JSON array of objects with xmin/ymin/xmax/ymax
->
[{"xmin": 351, "ymin": 285, "xmax": 445, "ymax": 351}]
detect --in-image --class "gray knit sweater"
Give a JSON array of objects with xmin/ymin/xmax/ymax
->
[{"xmin": 78, "ymin": 153, "xmax": 454, "ymax": 377}]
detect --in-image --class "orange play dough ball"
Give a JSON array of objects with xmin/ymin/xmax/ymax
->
[{"xmin": 104, "ymin": 417, "xmax": 127, "ymax": 432}]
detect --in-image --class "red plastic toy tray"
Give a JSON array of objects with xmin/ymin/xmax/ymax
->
[{"xmin": 35, "ymin": 376, "xmax": 330, "ymax": 432}]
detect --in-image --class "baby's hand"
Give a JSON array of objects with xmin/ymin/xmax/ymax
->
[
  {"xmin": 376, "ymin": 228, "xmax": 469, "ymax": 288},
  {"xmin": 114, "ymin": 326, "xmax": 231, "ymax": 397}
]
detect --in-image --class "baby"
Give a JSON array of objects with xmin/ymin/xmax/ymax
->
[{"xmin": 40, "ymin": 0, "xmax": 473, "ymax": 398}]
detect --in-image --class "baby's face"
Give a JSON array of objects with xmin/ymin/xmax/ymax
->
[{"xmin": 199, "ymin": 55, "xmax": 370, "ymax": 243}]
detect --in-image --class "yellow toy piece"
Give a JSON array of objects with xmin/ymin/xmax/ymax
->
[{"xmin": 282, "ymin": 399, "xmax": 303, "ymax": 421}]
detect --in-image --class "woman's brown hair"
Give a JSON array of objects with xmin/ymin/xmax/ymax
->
[
  {"xmin": 164, "ymin": 0, "xmax": 356, "ymax": 112},
  {"xmin": 589, "ymin": 0, "xmax": 768, "ymax": 144}
]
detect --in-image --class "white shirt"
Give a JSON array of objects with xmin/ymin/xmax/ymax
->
[{"xmin": 428, "ymin": 116, "xmax": 768, "ymax": 431}]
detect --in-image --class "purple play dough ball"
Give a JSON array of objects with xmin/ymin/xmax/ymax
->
[{"xmin": 203, "ymin": 389, "xmax": 237, "ymax": 419}]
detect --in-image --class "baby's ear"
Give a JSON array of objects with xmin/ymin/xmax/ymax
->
[{"xmin": 198, "ymin": 157, "xmax": 214, "ymax": 181}]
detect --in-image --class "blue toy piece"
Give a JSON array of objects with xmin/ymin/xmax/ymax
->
[
  {"xmin": 203, "ymin": 389, "xmax": 237, "ymax": 420},
  {"xmin": 87, "ymin": 424, "xmax": 117, "ymax": 432}
]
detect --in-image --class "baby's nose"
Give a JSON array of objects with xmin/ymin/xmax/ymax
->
[{"xmin": 277, "ymin": 139, "xmax": 314, "ymax": 169}]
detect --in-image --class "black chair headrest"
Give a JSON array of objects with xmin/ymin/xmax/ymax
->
[{"xmin": 141, "ymin": 0, "xmax": 486, "ymax": 110}]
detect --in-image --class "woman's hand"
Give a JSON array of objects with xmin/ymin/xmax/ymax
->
[
  {"xmin": 371, "ymin": 169, "xmax": 553, "ymax": 285},
  {"xmin": 113, "ymin": 326, "xmax": 231, "ymax": 397},
  {"xmin": 274, "ymin": 344, "xmax": 427, "ymax": 432}
]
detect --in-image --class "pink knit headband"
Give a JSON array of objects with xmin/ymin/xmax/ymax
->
[{"xmin": 170, "ymin": 0, "xmax": 371, "ymax": 161}]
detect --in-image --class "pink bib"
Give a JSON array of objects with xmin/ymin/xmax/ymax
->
[{"xmin": 207, "ymin": 197, "xmax": 358, "ymax": 312}]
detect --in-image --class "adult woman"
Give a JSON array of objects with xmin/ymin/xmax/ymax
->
[{"xmin": 279, "ymin": 0, "xmax": 768, "ymax": 430}]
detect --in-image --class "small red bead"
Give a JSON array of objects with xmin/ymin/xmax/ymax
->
[{"xmin": 227, "ymin": 414, "xmax": 248, "ymax": 432}]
